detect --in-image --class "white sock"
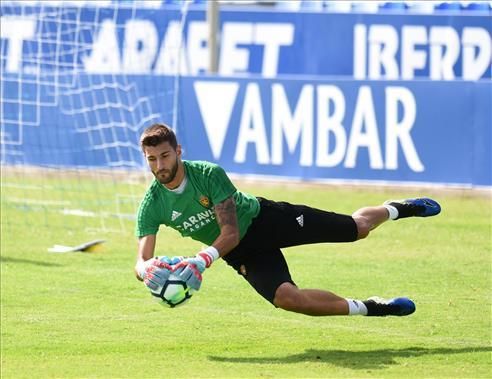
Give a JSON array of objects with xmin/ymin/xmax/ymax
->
[
  {"xmin": 346, "ymin": 299, "xmax": 368, "ymax": 316},
  {"xmin": 383, "ymin": 204, "xmax": 399, "ymax": 220}
]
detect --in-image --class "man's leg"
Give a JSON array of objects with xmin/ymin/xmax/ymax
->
[
  {"xmin": 352, "ymin": 197, "xmax": 441, "ymax": 240},
  {"xmin": 227, "ymin": 248, "xmax": 374, "ymax": 316},
  {"xmin": 273, "ymin": 282, "xmax": 350, "ymax": 316},
  {"xmin": 273, "ymin": 282, "xmax": 415, "ymax": 317},
  {"xmin": 351, "ymin": 206, "xmax": 389, "ymax": 239}
]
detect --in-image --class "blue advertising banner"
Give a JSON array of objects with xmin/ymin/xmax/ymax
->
[
  {"xmin": 219, "ymin": 8, "xmax": 492, "ymax": 80},
  {"xmin": 1, "ymin": 3, "xmax": 491, "ymax": 188},
  {"xmin": 178, "ymin": 77, "xmax": 491, "ymax": 187},
  {"xmin": 1, "ymin": 3, "xmax": 491, "ymax": 79},
  {"xmin": 2, "ymin": 74, "xmax": 490, "ymax": 187}
]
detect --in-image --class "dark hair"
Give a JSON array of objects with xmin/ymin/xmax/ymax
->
[{"xmin": 140, "ymin": 123, "xmax": 178, "ymax": 151}]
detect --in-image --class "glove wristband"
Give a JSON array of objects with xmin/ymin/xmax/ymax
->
[{"xmin": 197, "ymin": 246, "xmax": 220, "ymax": 268}]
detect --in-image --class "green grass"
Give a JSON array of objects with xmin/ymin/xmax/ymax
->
[{"xmin": 1, "ymin": 174, "xmax": 491, "ymax": 378}]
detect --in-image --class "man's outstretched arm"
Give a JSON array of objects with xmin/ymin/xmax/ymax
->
[
  {"xmin": 134, "ymin": 234, "xmax": 156, "ymax": 281},
  {"xmin": 211, "ymin": 196, "xmax": 240, "ymax": 257},
  {"xmin": 173, "ymin": 196, "xmax": 240, "ymax": 290}
]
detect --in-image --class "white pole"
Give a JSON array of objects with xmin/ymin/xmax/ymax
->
[{"xmin": 207, "ymin": 0, "xmax": 219, "ymax": 73}]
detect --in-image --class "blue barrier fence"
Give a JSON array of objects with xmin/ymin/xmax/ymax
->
[
  {"xmin": 1, "ymin": 4, "xmax": 491, "ymax": 188},
  {"xmin": 3, "ymin": 74, "xmax": 491, "ymax": 187}
]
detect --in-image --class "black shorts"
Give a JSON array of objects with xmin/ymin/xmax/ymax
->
[{"xmin": 223, "ymin": 198, "xmax": 358, "ymax": 305}]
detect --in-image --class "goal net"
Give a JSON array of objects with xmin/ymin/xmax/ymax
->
[{"xmin": 1, "ymin": 0, "xmax": 191, "ymax": 236}]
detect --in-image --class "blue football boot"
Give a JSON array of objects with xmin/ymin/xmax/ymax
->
[
  {"xmin": 363, "ymin": 296, "xmax": 416, "ymax": 316},
  {"xmin": 384, "ymin": 197, "xmax": 441, "ymax": 219}
]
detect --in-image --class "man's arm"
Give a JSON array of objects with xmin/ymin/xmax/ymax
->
[
  {"xmin": 171, "ymin": 196, "xmax": 239, "ymax": 291},
  {"xmin": 134, "ymin": 234, "xmax": 156, "ymax": 281},
  {"xmin": 211, "ymin": 196, "xmax": 240, "ymax": 257}
]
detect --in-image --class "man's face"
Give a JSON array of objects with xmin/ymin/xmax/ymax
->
[{"xmin": 143, "ymin": 142, "xmax": 181, "ymax": 185}]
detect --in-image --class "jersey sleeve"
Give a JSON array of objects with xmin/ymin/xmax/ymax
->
[
  {"xmin": 135, "ymin": 195, "xmax": 160, "ymax": 238},
  {"xmin": 207, "ymin": 164, "xmax": 237, "ymax": 205}
]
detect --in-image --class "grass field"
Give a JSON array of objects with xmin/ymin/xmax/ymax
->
[{"xmin": 1, "ymin": 174, "xmax": 491, "ymax": 378}]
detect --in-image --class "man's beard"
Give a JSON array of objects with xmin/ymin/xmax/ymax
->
[{"xmin": 154, "ymin": 158, "xmax": 179, "ymax": 185}]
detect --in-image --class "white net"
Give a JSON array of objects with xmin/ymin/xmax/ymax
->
[{"xmin": 0, "ymin": 1, "xmax": 190, "ymax": 234}]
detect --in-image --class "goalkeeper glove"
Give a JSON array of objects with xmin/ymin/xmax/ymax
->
[
  {"xmin": 136, "ymin": 256, "xmax": 183, "ymax": 280},
  {"xmin": 156, "ymin": 255, "xmax": 183, "ymax": 266},
  {"xmin": 139, "ymin": 259, "xmax": 173, "ymax": 292},
  {"xmin": 144, "ymin": 261, "xmax": 173, "ymax": 293},
  {"xmin": 173, "ymin": 247, "xmax": 220, "ymax": 291}
]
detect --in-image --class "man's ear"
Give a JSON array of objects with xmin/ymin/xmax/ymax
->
[{"xmin": 176, "ymin": 144, "xmax": 182, "ymax": 157}]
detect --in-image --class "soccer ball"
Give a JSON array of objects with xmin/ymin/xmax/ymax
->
[{"xmin": 150, "ymin": 273, "xmax": 194, "ymax": 308}]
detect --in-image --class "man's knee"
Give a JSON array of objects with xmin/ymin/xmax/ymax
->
[
  {"xmin": 352, "ymin": 215, "xmax": 370, "ymax": 240},
  {"xmin": 273, "ymin": 282, "xmax": 302, "ymax": 311}
]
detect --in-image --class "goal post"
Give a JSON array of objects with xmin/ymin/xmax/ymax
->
[{"xmin": 1, "ymin": 1, "xmax": 192, "ymax": 234}]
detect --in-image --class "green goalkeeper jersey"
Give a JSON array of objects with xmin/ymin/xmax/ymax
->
[{"xmin": 135, "ymin": 160, "xmax": 260, "ymax": 245}]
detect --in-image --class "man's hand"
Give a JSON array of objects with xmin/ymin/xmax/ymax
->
[
  {"xmin": 172, "ymin": 257, "xmax": 205, "ymax": 291},
  {"xmin": 172, "ymin": 247, "xmax": 220, "ymax": 291},
  {"xmin": 173, "ymin": 260, "xmax": 203, "ymax": 291},
  {"xmin": 142, "ymin": 260, "xmax": 173, "ymax": 293},
  {"xmin": 136, "ymin": 256, "xmax": 183, "ymax": 280},
  {"xmin": 156, "ymin": 255, "xmax": 184, "ymax": 266}
]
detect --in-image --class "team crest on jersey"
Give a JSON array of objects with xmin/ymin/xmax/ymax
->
[{"xmin": 199, "ymin": 195, "xmax": 210, "ymax": 208}]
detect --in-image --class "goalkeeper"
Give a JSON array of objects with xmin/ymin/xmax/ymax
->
[{"xmin": 135, "ymin": 123, "xmax": 441, "ymax": 317}]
